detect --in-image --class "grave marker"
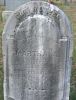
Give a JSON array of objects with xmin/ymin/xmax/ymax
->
[{"xmin": 2, "ymin": 1, "xmax": 73, "ymax": 100}]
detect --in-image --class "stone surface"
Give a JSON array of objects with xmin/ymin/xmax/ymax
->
[
  {"xmin": 5, "ymin": 0, "xmax": 48, "ymax": 11},
  {"xmin": 3, "ymin": 0, "xmax": 48, "ymax": 23},
  {"xmin": 0, "ymin": 0, "xmax": 5, "ymax": 5},
  {"xmin": 2, "ymin": 1, "xmax": 73, "ymax": 100},
  {"xmin": 3, "ymin": 0, "xmax": 48, "ymax": 22},
  {"xmin": 2, "ymin": 11, "xmax": 13, "ymax": 24}
]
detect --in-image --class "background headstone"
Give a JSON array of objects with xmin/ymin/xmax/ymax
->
[
  {"xmin": 2, "ymin": 11, "xmax": 13, "ymax": 24},
  {"xmin": 2, "ymin": 1, "xmax": 73, "ymax": 100},
  {"xmin": 5, "ymin": 0, "xmax": 48, "ymax": 11},
  {"xmin": 0, "ymin": 0, "xmax": 5, "ymax": 6},
  {"xmin": 5, "ymin": 0, "xmax": 31, "ymax": 11}
]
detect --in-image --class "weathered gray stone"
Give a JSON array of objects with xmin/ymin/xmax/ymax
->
[
  {"xmin": 5, "ymin": 0, "xmax": 48, "ymax": 11},
  {"xmin": 2, "ymin": 1, "xmax": 73, "ymax": 100},
  {"xmin": 0, "ymin": 0, "xmax": 5, "ymax": 5},
  {"xmin": 2, "ymin": 11, "xmax": 13, "ymax": 24},
  {"xmin": 2, "ymin": 0, "xmax": 48, "ymax": 23}
]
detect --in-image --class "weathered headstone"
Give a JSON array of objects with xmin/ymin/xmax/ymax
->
[
  {"xmin": 5, "ymin": 0, "xmax": 48, "ymax": 10},
  {"xmin": 2, "ymin": 1, "xmax": 73, "ymax": 100},
  {"xmin": 2, "ymin": 0, "xmax": 48, "ymax": 24},
  {"xmin": 5, "ymin": 0, "xmax": 31, "ymax": 10}
]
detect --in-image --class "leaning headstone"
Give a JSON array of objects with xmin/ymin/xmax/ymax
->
[{"xmin": 2, "ymin": 1, "xmax": 73, "ymax": 100}]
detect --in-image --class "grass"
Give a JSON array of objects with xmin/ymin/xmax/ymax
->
[
  {"xmin": 0, "ymin": 3, "xmax": 76, "ymax": 100},
  {"xmin": 0, "ymin": 6, "xmax": 4, "ymax": 100}
]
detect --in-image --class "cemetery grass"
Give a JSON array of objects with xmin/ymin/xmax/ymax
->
[
  {"xmin": 0, "ymin": 4, "xmax": 76, "ymax": 100},
  {"xmin": 0, "ymin": 6, "xmax": 4, "ymax": 100}
]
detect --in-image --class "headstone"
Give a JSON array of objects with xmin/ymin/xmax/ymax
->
[
  {"xmin": 2, "ymin": 11, "xmax": 13, "ymax": 24},
  {"xmin": 5, "ymin": 0, "xmax": 31, "ymax": 11},
  {"xmin": 5, "ymin": 0, "xmax": 48, "ymax": 11},
  {"xmin": 2, "ymin": 1, "xmax": 73, "ymax": 100},
  {"xmin": 0, "ymin": 0, "xmax": 5, "ymax": 6},
  {"xmin": 2, "ymin": 0, "xmax": 48, "ymax": 24}
]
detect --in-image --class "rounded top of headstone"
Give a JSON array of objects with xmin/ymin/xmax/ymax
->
[
  {"xmin": 3, "ymin": 1, "xmax": 71, "ymax": 36},
  {"xmin": 3, "ymin": 1, "xmax": 73, "ymax": 57},
  {"xmin": 3, "ymin": 1, "xmax": 72, "ymax": 41},
  {"xmin": 5, "ymin": 0, "xmax": 48, "ymax": 10}
]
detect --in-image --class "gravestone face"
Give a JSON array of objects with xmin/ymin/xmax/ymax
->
[{"xmin": 2, "ymin": 1, "xmax": 73, "ymax": 100}]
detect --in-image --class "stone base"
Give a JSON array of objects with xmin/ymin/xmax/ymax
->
[{"xmin": 2, "ymin": 11, "xmax": 13, "ymax": 24}]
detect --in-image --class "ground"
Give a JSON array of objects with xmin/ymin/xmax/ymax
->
[
  {"xmin": 0, "ymin": 6, "xmax": 4, "ymax": 100},
  {"xmin": 0, "ymin": 3, "xmax": 76, "ymax": 100}
]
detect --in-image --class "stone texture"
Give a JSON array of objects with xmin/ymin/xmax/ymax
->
[
  {"xmin": 5, "ymin": 0, "xmax": 48, "ymax": 11},
  {"xmin": 2, "ymin": 1, "xmax": 73, "ymax": 100},
  {"xmin": 2, "ymin": 0, "xmax": 48, "ymax": 23},
  {"xmin": 0, "ymin": 0, "xmax": 5, "ymax": 5},
  {"xmin": 2, "ymin": 11, "xmax": 13, "ymax": 24}
]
